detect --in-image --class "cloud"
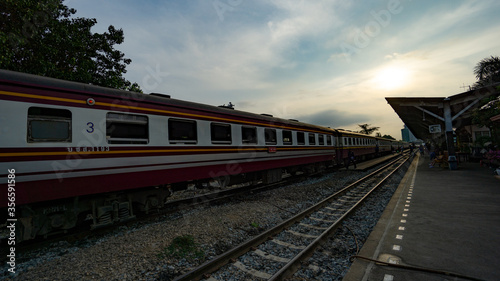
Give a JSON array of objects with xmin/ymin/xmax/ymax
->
[
  {"xmin": 296, "ymin": 109, "xmax": 369, "ymax": 129},
  {"xmin": 66, "ymin": 0, "xmax": 500, "ymax": 140}
]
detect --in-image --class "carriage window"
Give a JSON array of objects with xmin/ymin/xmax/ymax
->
[
  {"xmin": 265, "ymin": 128, "xmax": 277, "ymax": 145},
  {"xmin": 318, "ymin": 135, "xmax": 325, "ymax": 145},
  {"xmin": 309, "ymin": 133, "xmax": 316, "ymax": 145},
  {"xmin": 242, "ymin": 126, "xmax": 257, "ymax": 144},
  {"xmin": 168, "ymin": 119, "xmax": 197, "ymax": 144},
  {"xmin": 327, "ymin": 135, "xmax": 332, "ymax": 146},
  {"xmin": 297, "ymin": 132, "xmax": 305, "ymax": 145},
  {"xmin": 106, "ymin": 112, "xmax": 148, "ymax": 144},
  {"xmin": 282, "ymin": 130, "xmax": 292, "ymax": 145},
  {"xmin": 28, "ymin": 107, "xmax": 72, "ymax": 142},
  {"xmin": 211, "ymin": 123, "xmax": 231, "ymax": 144}
]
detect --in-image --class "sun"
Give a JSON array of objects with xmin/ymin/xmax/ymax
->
[{"xmin": 373, "ymin": 66, "xmax": 411, "ymax": 91}]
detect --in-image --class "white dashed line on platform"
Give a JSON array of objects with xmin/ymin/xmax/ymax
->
[{"xmin": 383, "ymin": 274, "xmax": 394, "ymax": 281}]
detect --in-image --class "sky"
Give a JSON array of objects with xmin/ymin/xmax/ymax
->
[{"xmin": 67, "ymin": 0, "xmax": 500, "ymax": 139}]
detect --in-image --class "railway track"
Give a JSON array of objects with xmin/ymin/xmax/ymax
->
[
  {"xmin": 1, "ymin": 153, "xmax": 405, "ymax": 268},
  {"xmin": 174, "ymin": 153, "xmax": 411, "ymax": 281}
]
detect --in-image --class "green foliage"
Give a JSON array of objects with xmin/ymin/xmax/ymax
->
[
  {"xmin": 474, "ymin": 136, "xmax": 492, "ymax": 147},
  {"xmin": 0, "ymin": 0, "xmax": 142, "ymax": 92},
  {"xmin": 159, "ymin": 235, "xmax": 205, "ymax": 261},
  {"xmin": 472, "ymin": 97, "xmax": 500, "ymax": 128},
  {"xmin": 471, "ymin": 56, "xmax": 500, "ymax": 145},
  {"xmin": 357, "ymin": 124, "xmax": 380, "ymax": 135},
  {"xmin": 382, "ymin": 134, "xmax": 395, "ymax": 140},
  {"xmin": 250, "ymin": 222, "xmax": 260, "ymax": 228},
  {"xmin": 473, "ymin": 56, "xmax": 500, "ymax": 89},
  {"xmin": 472, "ymin": 95, "xmax": 500, "ymax": 145}
]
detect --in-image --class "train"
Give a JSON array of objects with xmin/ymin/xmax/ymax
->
[{"xmin": 0, "ymin": 69, "xmax": 409, "ymax": 241}]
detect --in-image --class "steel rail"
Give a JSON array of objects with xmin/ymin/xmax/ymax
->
[
  {"xmin": 269, "ymin": 154, "xmax": 411, "ymax": 280},
  {"xmin": 173, "ymin": 154, "xmax": 410, "ymax": 281}
]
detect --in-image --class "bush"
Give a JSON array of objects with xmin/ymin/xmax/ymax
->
[{"xmin": 159, "ymin": 235, "xmax": 205, "ymax": 261}]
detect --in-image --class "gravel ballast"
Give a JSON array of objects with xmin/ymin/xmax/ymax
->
[{"xmin": 2, "ymin": 161, "xmax": 409, "ymax": 281}]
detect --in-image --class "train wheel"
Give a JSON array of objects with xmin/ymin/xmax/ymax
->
[{"xmin": 216, "ymin": 175, "xmax": 230, "ymax": 189}]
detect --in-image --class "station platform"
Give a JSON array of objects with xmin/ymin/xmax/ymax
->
[{"xmin": 343, "ymin": 153, "xmax": 500, "ymax": 281}]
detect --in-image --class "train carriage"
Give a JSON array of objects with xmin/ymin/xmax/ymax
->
[
  {"xmin": 336, "ymin": 130, "xmax": 379, "ymax": 164},
  {"xmin": 0, "ymin": 70, "xmax": 338, "ymax": 240},
  {"xmin": 376, "ymin": 137, "xmax": 394, "ymax": 154},
  {"xmin": 1, "ymin": 69, "xmax": 405, "ymax": 241}
]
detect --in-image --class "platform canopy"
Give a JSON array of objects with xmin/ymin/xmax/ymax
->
[{"xmin": 386, "ymin": 83, "xmax": 500, "ymax": 143}]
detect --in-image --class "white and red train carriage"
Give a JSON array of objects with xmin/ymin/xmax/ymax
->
[
  {"xmin": 0, "ymin": 69, "xmax": 404, "ymax": 241},
  {"xmin": 0, "ymin": 70, "xmax": 340, "ymax": 240},
  {"xmin": 336, "ymin": 130, "xmax": 379, "ymax": 164}
]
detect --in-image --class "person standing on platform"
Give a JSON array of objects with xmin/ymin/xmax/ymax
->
[
  {"xmin": 429, "ymin": 150, "xmax": 437, "ymax": 168},
  {"xmin": 347, "ymin": 150, "xmax": 356, "ymax": 169}
]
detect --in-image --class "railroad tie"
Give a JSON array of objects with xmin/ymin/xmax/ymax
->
[
  {"xmin": 286, "ymin": 230, "xmax": 318, "ymax": 239},
  {"xmin": 253, "ymin": 249, "xmax": 291, "ymax": 263},
  {"xmin": 317, "ymin": 210, "xmax": 337, "ymax": 216},
  {"xmin": 232, "ymin": 261, "xmax": 271, "ymax": 279},
  {"xmin": 271, "ymin": 238, "xmax": 306, "ymax": 250},
  {"xmin": 309, "ymin": 216, "xmax": 335, "ymax": 223},
  {"xmin": 299, "ymin": 223, "xmax": 328, "ymax": 230}
]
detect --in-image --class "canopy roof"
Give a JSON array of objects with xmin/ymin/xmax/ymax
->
[{"xmin": 386, "ymin": 83, "xmax": 500, "ymax": 142}]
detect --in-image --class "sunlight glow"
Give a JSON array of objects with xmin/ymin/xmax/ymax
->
[{"xmin": 373, "ymin": 66, "xmax": 411, "ymax": 90}]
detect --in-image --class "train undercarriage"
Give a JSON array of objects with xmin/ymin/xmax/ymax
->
[{"xmin": 3, "ymin": 161, "xmax": 335, "ymax": 242}]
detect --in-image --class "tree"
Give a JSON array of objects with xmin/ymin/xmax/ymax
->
[
  {"xmin": 382, "ymin": 134, "xmax": 395, "ymax": 140},
  {"xmin": 473, "ymin": 56, "xmax": 500, "ymax": 89},
  {"xmin": 357, "ymin": 123, "xmax": 380, "ymax": 135},
  {"xmin": 471, "ymin": 56, "xmax": 500, "ymax": 145},
  {"xmin": 0, "ymin": 0, "xmax": 141, "ymax": 92},
  {"xmin": 472, "ymin": 96, "xmax": 500, "ymax": 145}
]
